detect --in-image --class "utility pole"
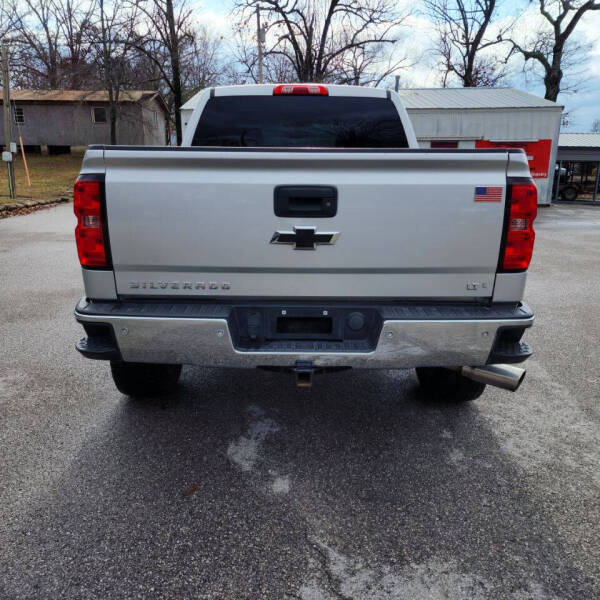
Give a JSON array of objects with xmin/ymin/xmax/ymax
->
[
  {"xmin": 256, "ymin": 6, "xmax": 264, "ymax": 84},
  {"xmin": 2, "ymin": 44, "xmax": 15, "ymax": 199}
]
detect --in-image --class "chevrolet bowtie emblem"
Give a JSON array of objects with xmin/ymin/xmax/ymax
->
[{"xmin": 270, "ymin": 226, "xmax": 340, "ymax": 250}]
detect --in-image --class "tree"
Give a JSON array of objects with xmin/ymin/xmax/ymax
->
[
  {"xmin": 93, "ymin": 0, "xmax": 141, "ymax": 144},
  {"xmin": 54, "ymin": 0, "xmax": 98, "ymax": 87},
  {"xmin": 231, "ymin": 29, "xmax": 296, "ymax": 84},
  {"xmin": 132, "ymin": 0, "xmax": 194, "ymax": 144},
  {"xmin": 233, "ymin": 0, "xmax": 411, "ymax": 85},
  {"xmin": 8, "ymin": 0, "xmax": 97, "ymax": 88},
  {"xmin": 425, "ymin": 0, "xmax": 510, "ymax": 87},
  {"xmin": 332, "ymin": 39, "xmax": 413, "ymax": 86},
  {"xmin": 179, "ymin": 26, "xmax": 224, "ymax": 94},
  {"xmin": 592, "ymin": 119, "xmax": 600, "ymax": 133},
  {"xmin": 0, "ymin": 0, "xmax": 13, "ymax": 37},
  {"xmin": 505, "ymin": 0, "xmax": 600, "ymax": 101}
]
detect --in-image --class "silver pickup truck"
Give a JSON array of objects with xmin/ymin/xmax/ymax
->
[{"xmin": 74, "ymin": 83, "xmax": 537, "ymax": 401}]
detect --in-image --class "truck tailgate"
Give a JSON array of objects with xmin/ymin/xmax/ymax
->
[{"xmin": 103, "ymin": 148, "xmax": 509, "ymax": 299}]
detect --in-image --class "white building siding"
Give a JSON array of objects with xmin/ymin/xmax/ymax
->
[
  {"xmin": 141, "ymin": 99, "xmax": 168, "ymax": 145},
  {"xmin": 406, "ymin": 107, "xmax": 562, "ymax": 204}
]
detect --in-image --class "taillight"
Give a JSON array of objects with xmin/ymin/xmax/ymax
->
[
  {"xmin": 273, "ymin": 84, "xmax": 328, "ymax": 96},
  {"xmin": 74, "ymin": 176, "xmax": 109, "ymax": 268},
  {"xmin": 502, "ymin": 179, "xmax": 537, "ymax": 271}
]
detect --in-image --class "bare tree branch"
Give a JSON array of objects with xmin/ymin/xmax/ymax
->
[
  {"xmin": 232, "ymin": 0, "xmax": 411, "ymax": 85},
  {"xmin": 7, "ymin": 0, "xmax": 97, "ymax": 88},
  {"xmin": 425, "ymin": 0, "xmax": 511, "ymax": 87},
  {"xmin": 502, "ymin": 0, "xmax": 600, "ymax": 100},
  {"xmin": 130, "ymin": 0, "xmax": 196, "ymax": 143}
]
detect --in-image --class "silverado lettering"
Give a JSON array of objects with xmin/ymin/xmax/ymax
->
[{"xmin": 128, "ymin": 281, "xmax": 231, "ymax": 290}]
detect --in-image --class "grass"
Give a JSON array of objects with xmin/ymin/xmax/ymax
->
[{"xmin": 0, "ymin": 153, "xmax": 83, "ymax": 204}]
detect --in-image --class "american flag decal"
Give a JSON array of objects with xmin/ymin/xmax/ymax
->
[{"xmin": 474, "ymin": 186, "xmax": 503, "ymax": 202}]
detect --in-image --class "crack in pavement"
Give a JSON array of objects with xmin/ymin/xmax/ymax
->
[{"xmin": 300, "ymin": 537, "xmax": 563, "ymax": 600}]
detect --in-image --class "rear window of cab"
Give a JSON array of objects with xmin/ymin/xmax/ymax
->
[{"xmin": 192, "ymin": 95, "xmax": 409, "ymax": 148}]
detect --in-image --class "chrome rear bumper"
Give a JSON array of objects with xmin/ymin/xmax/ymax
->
[{"xmin": 75, "ymin": 299, "xmax": 533, "ymax": 369}]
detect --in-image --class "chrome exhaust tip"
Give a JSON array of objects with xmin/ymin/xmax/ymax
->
[{"xmin": 460, "ymin": 364, "xmax": 526, "ymax": 392}]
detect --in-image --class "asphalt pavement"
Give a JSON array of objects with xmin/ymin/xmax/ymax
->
[{"xmin": 1, "ymin": 203, "xmax": 599, "ymax": 599}]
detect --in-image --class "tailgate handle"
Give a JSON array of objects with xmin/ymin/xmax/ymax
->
[{"xmin": 274, "ymin": 186, "xmax": 337, "ymax": 218}]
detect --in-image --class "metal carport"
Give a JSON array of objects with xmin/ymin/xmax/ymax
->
[{"xmin": 554, "ymin": 133, "xmax": 600, "ymax": 203}]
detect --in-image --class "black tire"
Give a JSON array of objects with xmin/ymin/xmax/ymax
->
[
  {"xmin": 561, "ymin": 186, "xmax": 579, "ymax": 201},
  {"xmin": 415, "ymin": 367, "xmax": 486, "ymax": 402},
  {"xmin": 110, "ymin": 361, "xmax": 182, "ymax": 398}
]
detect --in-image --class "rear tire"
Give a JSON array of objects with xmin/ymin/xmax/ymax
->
[
  {"xmin": 561, "ymin": 186, "xmax": 579, "ymax": 201},
  {"xmin": 415, "ymin": 367, "xmax": 486, "ymax": 402},
  {"xmin": 110, "ymin": 361, "xmax": 182, "ymax": 398}
]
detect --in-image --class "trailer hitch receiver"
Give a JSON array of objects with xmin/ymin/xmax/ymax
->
[{"xmin": 294, "ymin": 360, "xmax": 315, "ymax": 388}]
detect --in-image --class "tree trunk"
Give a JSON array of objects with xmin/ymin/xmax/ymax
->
[
  {"xmin": 166, "ymin": 0, "xmax": 183, "ymax": 145},
  {"xmin": 544, "ymin": 50, "xmax": 563, "ymax": 102},
  {"xmin": 109, "ymin": 102, "xmax": 117, "ymax": 145},
  {"xmin": 463, "ymin": 52, "xmax": 475, "ymax": 87},
  {"xmin": 99, "ymin": 0, "xmax": 117, "ymax": 145},
  {"xmin": 544, "ymin": 72, "xmax": 561, "ymax": 102}
]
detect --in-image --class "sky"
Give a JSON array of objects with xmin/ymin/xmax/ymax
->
[{"xmin": 198, "ymin": 0, "xmax": 600, "ymax": 131}]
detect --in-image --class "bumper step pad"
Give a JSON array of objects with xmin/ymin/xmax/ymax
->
[
  {"xmin": 76, "ymin": 335, "xmax": 120, "ymax": 360},
  {"xmin": 488, "ymin": 340, "xmax": 532, "ymax": 364}
]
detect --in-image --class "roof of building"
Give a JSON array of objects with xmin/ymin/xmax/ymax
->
[
  {"xmin": 396, "ymin": 87, "xmax": 561, "ymax": 110},
  {"xmin": 558, "ymin": 133, "xmax": 600, "ymax": 148},
  {"xmin": 2, "ymin": 89, "xmax": 168, "ymax": 111}
]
